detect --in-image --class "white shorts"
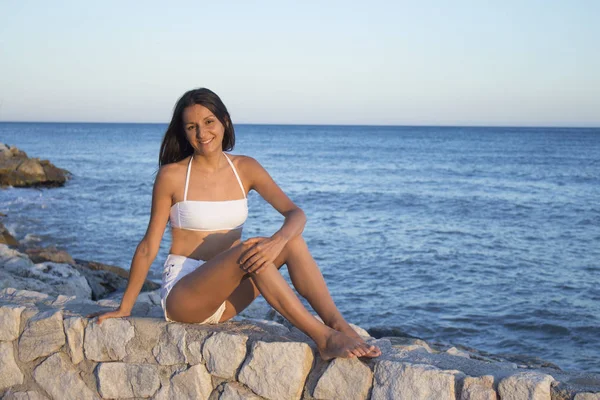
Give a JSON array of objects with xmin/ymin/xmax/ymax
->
[{"xmin": 160, "ymin": 254, "xmax": 227, "ymax": 324}]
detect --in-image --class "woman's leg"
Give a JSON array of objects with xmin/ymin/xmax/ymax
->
[
  {"xmin": 221, "ymin": 235, "xmax": 381, "ymax": 357},
  {"xmin": 165, "ymin": 241, "xmax": 368, "ymax": 359}
]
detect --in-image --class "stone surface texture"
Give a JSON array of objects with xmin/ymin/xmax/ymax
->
[
  {"xmin": 0, "ymin": 244, "xmax": 158, "ymax": 302},
  {"xmin": 84, "ymin": 317, "xmax": 135, "ymax": 361},
  {"xmin": 220, "ymin": 382, "xmax": 264, "ymax": 400},
  {"xmin": 239, "ymin": 341, "xmax": 314, "ymax": 400},
  {"xmin": 152, "ymin": 323, "xmax": 187, "ymax": 365},
  {"xmin": 313, "ymin": 357, "xmax": 373, "ymax": 400},
  {"xmin": 63, "ymin": 316, "xmax": 85, "ymax": 364},
  {"xmin": 32, "ymin": 352, "xmax": 98, "ymax": 400},
  {"xmin": 203, "ymin": 331, "xmax": 248, "ymax": 379},
  {"xmin": 498, "ymin": 371, "xmax": 554, "ymax": 400},
  {"xmin": 2, "ymin": 390, "xmax": 50, "ymax": 399},
  {"xmin": 25, "ymin": 247, "xmax": 75, "ymax": 265},
  {"xmin": 0, "ymin": 284, "xmax": 599, "ymax": 400},
  {"xmin": 0, "ymin": 341, "xmax": 24, "ymax": 391},
  {"xmin": 0, "ymin": 143, "xmax": 69, "ymax": 187},
  {"xmin": 461, "ymin": 375, "xmax": 497, "ymax": 400},
  {"xmin": 18, "ymin": 309, "xmax": 65, "ymax": 362},
  {"xmin": 0, "ymin": 304, "xmax": 25, "ymax": 340},
  {"xmin": 96, "ymin": 362, "xmax": 160, "ymax": 398},
  {"xmin": 574, "ymin": 394, "xmax": 600, "ymax": 400},
  {"xmin": 372, "ymin": 361, "xmax": 463, "ymax": 400},
  {"xmin": 166, "ymin": 363, "xmax": 213, "ymax": 399}
]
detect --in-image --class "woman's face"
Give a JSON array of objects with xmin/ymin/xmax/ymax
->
[{"xmin": 182, "ymin": 104, "xmax": 226, "ymax": 155}]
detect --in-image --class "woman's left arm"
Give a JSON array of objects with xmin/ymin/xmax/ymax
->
[{"xmin": 239, "ymin": 156, "xmax": 306, "ymax": 273}]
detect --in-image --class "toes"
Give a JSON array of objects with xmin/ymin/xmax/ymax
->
[
  {"xmin": 350, "ymin": 346, "xmax": 363, "ymax": 357},
  {"xmin": 364, "ymin": 347, "xmax": 381, "ymax": 358},
  {"xmin": 356, "ymin": 343, "xmax": 381, "ymax": 358}
]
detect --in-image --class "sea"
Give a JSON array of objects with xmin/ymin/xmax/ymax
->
[{"xmin": 1, "ymin": 122, "xmax": 598, "ymax": 372}]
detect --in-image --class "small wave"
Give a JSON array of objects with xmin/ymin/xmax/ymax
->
[
  {"xmin": 22, "ymin": 233, "xmax": 42, "ymax": 243},
  {"xmin": 503, "ymin": 322, "xmax": 571, "ymax": 336}
]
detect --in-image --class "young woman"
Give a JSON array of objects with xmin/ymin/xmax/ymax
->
[{"xmin": 91, "ymin": 88, "xmax": 380, "ymax": 360}]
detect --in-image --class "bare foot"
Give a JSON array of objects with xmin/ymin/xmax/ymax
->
[
  {"xmin": 329, "ymin": 319, "xmax": 381, "ymax": 358},
  {"xmin": 318, "ymin": 330, "xmax": 366, "ymax": 361}
]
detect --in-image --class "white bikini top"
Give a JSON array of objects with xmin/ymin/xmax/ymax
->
[{"xmin": 170, "ymin": 153, "xmax": 248, "ymax": 232}]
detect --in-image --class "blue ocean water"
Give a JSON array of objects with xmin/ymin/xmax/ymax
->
[{"xmin": 1, "ymin": 122, "xmax": 599, "ymax": 372}]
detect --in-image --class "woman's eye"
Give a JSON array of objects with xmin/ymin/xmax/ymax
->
[
  {"xmin": 206, "ymin": 120, "xmax": 213, "ymax": 125},
  {"xmin": 187, "ymin": 126, "xmax": 194, "ymax": 131}
]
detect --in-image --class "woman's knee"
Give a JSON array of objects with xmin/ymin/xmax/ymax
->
[
  {"xmin": 274, "ymin": 234, "xmax": 305, "ymax": 265},
  {"xmin": 284, "ymin": 234, "xmax": 306, "ymax": 253}
]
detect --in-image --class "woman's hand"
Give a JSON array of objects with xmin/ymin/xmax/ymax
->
[
  {"xmin": 86, "ymin": 307, "xmax": 131, "ymax": 325},
  {"xmin": 240, "ymin": 236, "xmax": 287, "ymax": 274}
]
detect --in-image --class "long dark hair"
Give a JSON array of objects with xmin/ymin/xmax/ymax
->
[{"xmin": 159, "ymin": 88, "xmax": 235, "ymax": 166}]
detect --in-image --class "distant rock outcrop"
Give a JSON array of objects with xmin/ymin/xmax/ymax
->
[{"xmin": 0, "ymin": 143, "xmax": 70, "ymax": 188}]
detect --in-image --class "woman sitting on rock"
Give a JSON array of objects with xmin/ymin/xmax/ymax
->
[{"xmin": 91, "ymin": 88, "xmax": 380, "ymax": 360}]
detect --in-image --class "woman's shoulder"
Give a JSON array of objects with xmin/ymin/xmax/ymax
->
[
  {"xmin": 156, "ymin": 158, "xmax": 189, "ymax": 185},
  {"xmin": 227, "ymin": 153, "xmax": 261, "ymax": 169},
  {"xmin": 159, "ymin": 157, "xmax": 190, "ymax": 174}
]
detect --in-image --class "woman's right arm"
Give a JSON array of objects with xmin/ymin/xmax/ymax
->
[{"xmin": 91, "ymin": 165, "xmax": 174, "ymax": 323}]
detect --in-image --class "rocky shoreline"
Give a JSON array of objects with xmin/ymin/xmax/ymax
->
[
  {"xmin": 0, "ymin": 146, "xmax": 599, "ymax": 399},
  {"xmin": 0, "ymin": 143, "xmax": 70, "ymax": 188},
  {"xmin": 0, "ymin": 221, "xmax": 159, "ymax": 302}
]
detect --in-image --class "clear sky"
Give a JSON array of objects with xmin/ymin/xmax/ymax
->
[{"xmin": 1, "ymin": 1, "xmax": 599, "ymax": 126}]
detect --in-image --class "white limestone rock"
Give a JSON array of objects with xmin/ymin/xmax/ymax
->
[
  {"xmin": 96, "ymin": 362, "xmax": 160, "ymax": 398},
  {"xmin": 387, "ymin": 336, "xmax": 434, "ymax": 354},
  {"xmin": 32, "ymin": 352, "xmax": 98, "ymax": 400},
  {"xmin": 0, "ymin": 305, "xmax": 25, "ymax": 340},
  {"xmin": 240, "ymin": 318, "xmax": 291, "ymax": 336},
  {"xmin": 166, "ymin": 363, "xmax": 213, "ymax": 399},
  {"xmin": 186, "ymin": 340, "xmax": 204, "ymax": 365},
  {"xmin": 32, "ymin": 262, "xmax": 92, "ymax": 299},
  {"xmin": 84, "ymin": 317, "xmax": 135, "ymax": 361},
  {"xmin": 220, "ymin": 382, "xmax": 263, "ymax": 400},
  {"xmin": 447, "ymin": 346, "xmax": 471, "ymax": 358},
  {"xmin": 0, "ymin": 244, "xmax": 35, "ymax": 270},
  {"xmin": 2, "ymin": 390, "xmax": 50, "ymax": 399},
  {"xmin": 498, "ymin": 372, "xmax": 554, "ymax": 400},
  {"xmin": 63, "ymin": 316, "xmax": 85, "ymax": 364},
  {"xmin": 52, "ymin": 294, "xmax": 76, "ymax": 306},
  {"xmin": 152, "ymin": 323, "xmax": 187, "ymax": 365},
  {"xmin": 349, "ymin": 323, "xmax": 371, "ymax": 338},
  {"xmin": 0, "ymin": 288, "xmax": 49, "ymax": 304},
  {"xmin": 238, "ymin": 341, "xmax": 314, "ymax": 400},
  {"xmin": 0, "ymin": 341, "xmax": 24, "ymax": 391},
  {"xmin": 372, "ymin": 361, "xmax": 463, "ymax": 400},
  {"xmin": 575, "ymin": 394, "xmax": 600, "ymax": 400},
  {"xmin": 461, "ymin": 375, "xmax": 497, "ymax": 400},
  {"xmin": 18, "ymin": 309, "xmax": 65, "ymax": 362},
  {"xmin": 0, "ymin": 246, "xmax": 91, "ymax": 299},
  {"xmin": 313, "ymin": 357, "xmax": 373, "ymax": 400},
  {"xmin": 203, "ymin": 332, "xmax": 248, "ymax": 379}
]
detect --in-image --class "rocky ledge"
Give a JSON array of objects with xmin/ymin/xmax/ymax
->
[
  {"xmin": 0, "ymin": 287, "xmax": 599, "ymax": 400},
  {"xmin": 0, "ymin": 143, "xmax": 70, "ymax": 188},
  {"xmin": 0, "ymin": 237, "xmax": 158, "ymax": 301}
]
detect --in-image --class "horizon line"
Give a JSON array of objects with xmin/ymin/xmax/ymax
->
[{"xmin": 0, "ymin": 120, "xmax": 599, "ymax": 129}]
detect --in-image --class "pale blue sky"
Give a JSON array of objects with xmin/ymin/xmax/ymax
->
[{"xmin": 1, "ymin": 1, "xmax": 599, "ymax": 126}]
